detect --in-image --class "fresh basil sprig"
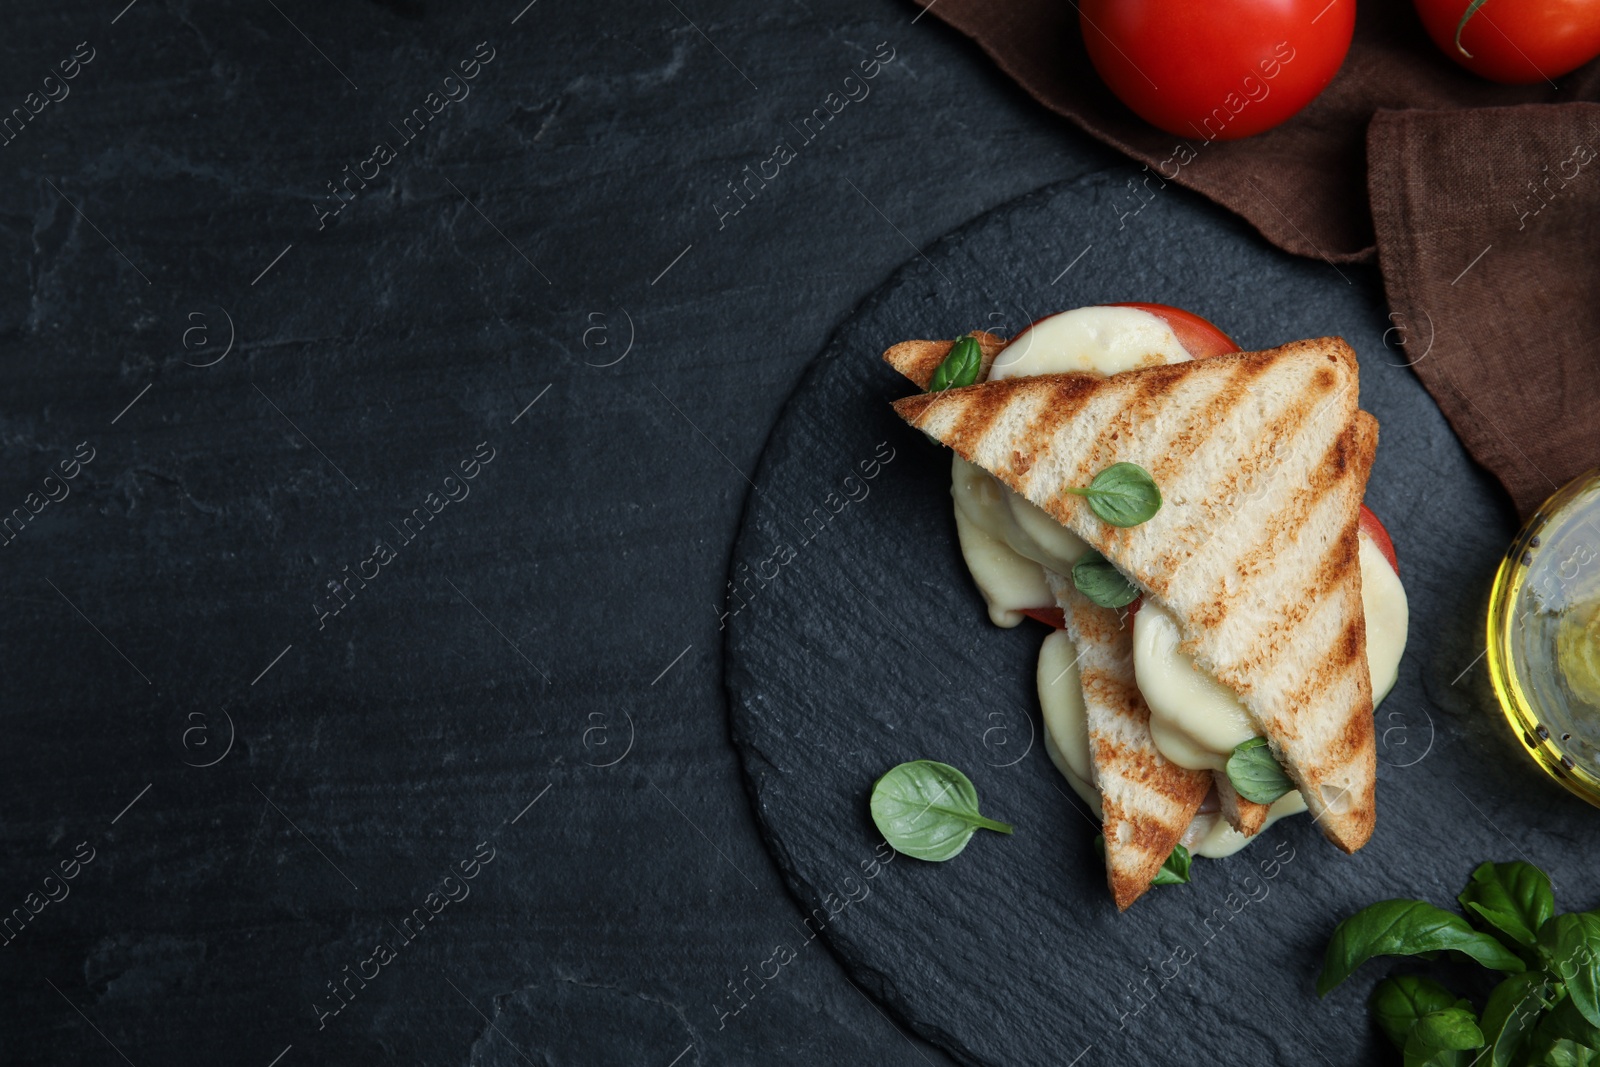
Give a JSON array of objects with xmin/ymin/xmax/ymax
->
[
  {"xmin": 1072, "ymin": 550, "xmax": 1140, "ymax": 608},
  {"xmin": 1093, "ymin": 835, "xmax": 1191, "ymax": 885},
  {"xmin": 929, "ymin": 335, "xmax": 982, "ymax": 392},
  {"xmin": 1225, "ymin": 736, "xmax": 1294, "ymax": 805},
  {"xmin": 1064, "ymin": 462, "xmax": 1161, "ymax": 527},
  {"xmin": 1320, "ymin": 861, "xmax": 1600, "ymax": 1067},
  {"xmin": 869, "ymin": 760, "xmax": 1012, "ymax": 862}
]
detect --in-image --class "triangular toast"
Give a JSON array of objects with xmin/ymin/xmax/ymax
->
[
  {"xmin": 1046, "ymin": 574, "xmax": 1212, "ymax": 909},
  {"xmin": 893, "ymin": 339, "xmax": 1379, "ymax": 852},
  {"xmin": 883, "ymin": 332, "xmax": 1007, "ymax": 388},
  {"xmin": 887, "ymin": 337, "xmax": 1280, "ymax": 840},
  {"xmin": 884, "ymin": 334, "xmax": 1212, "ymax": 905}
]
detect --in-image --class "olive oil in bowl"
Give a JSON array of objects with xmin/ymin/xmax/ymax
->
[{"xmin": 1487, "ymin": 471, "xmax": 1600, "ymax": 806}]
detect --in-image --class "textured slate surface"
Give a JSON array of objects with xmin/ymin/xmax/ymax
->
[
  {"xmin": 724, "ymin": 173, "xmax": 1600, "ymax": 1066},
  {"xmin": 0, "ymin": 1, "xmax": 1130, "ymax": 1064}
]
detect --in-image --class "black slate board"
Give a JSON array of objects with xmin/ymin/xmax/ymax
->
[{"xmin": 724, "ymin": 172, "xmax": 1599, "ymax": 1067}]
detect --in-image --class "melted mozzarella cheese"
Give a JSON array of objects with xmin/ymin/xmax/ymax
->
[
  {"xmin": 989, "ymin": 305, "xmax": 1191, "ymax": 380},
  {"xmin": 1133, "ymin": 534, "xmax": 1411, "ymax": 773},
  {"xmin": 1135, "ymin": 600, "xmax": 1256, "ymax": 773},
  {"xmin": 1181, "ymin": 793, "xmax": 1308, "ymax": 859},
  {"xmin": 1037, "ymin": 629, "xmax": 1102, "ymax": 817},
  {"xmin": 1362, "ymin": 536, "xmax": 1409, "ymax": 705},
  {"xmin": 952, "ymin": 455, "xmax": 1090, "ymax": 586},
  {"xmin": 952, "ymin": 506, "xmax": 1053, "ymax": 628}
]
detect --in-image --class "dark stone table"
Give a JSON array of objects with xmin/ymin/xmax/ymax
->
[{"xmin": 0, "ymin": 1, "xmax": 1510, "ymax": 1064}]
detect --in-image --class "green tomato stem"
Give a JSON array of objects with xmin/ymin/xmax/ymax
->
[{"xmin": 1454, "ymin": 0, "xmax": 1490, "ymax": 58}]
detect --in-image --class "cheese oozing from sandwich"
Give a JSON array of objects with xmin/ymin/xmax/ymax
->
[{"xmin": 953, "ymin": 456, "xmax": 1086, "ymax": 626}]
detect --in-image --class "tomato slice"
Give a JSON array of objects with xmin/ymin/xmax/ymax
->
[
  {"xmin": 1106, "ymin": 302, "xmax": 1240, "ymax": 360},
  {"xmin": 1359, "ymin": 504, "xmax": 1399, "ymax": 577},
  {"xmin": 1020, "ymin": 599, "xmax": 1141, "ymax": 629},
  {"xmin": 1020, "ymin": 606, "xmax": 1066, "ymax": 630}
]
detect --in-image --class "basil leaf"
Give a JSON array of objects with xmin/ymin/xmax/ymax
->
[
  {"xmin": 1093, "ymin": 835, "xmax": 1190, "ymax": 886},
  {"xmin": 1459, "ymin": 861, "xmax": 1555, "ymax": 951},
  {"xmin": 1479, "ymin": 971, "xmax": 1550, "ymax": 1067},
  {"xmin": 1318, "ymin": 899, "xmax": 1527, "ymax": 996},
  {"xmin": 1534, "ymin": 1038, "xmax": 1600, "ymax": 1067},
  {"xmin": 929, "ymin": 335, "xmax": 982, "ymax": 392},
  {"xmin": 1152, "ymin": 843, "xmax": 1192, "ymax": 885},
  {"xmin": 1225, "ymin": 736, "xmax": 1294, "ymax": 805},
  {"xmin": 1539, "ymin": 912, "xmax": 1600, "ymax": 1028},
  {"xmin": 1403, "ymin": 1007, "xmax": 1484, "ymax": 1067},
  {"xmin": 1071, "ymin": 550, "xmax": 1140, "ymax": 608},
  {"xmin": 1065, "ymin": 462, "xmax": 1162, "ymax": 527},
  {"xmin": 1532, "ymin": 994, "xmax": 1600, "ymax": 1051},
  {"xmin": 1371, "ymin": 975, "xmax": 1470, "ymax": 1051},
  {"xmin": 870, "ymin": 760, "xmax": 1013, "ymax": 862}
]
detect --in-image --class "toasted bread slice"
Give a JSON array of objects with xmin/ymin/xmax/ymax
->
[
  {"xmin": 893, "ymin": 338, "xmax": 1379, "ymax": 852},
  {"xmin": 883, "ymin": 331, "xmax": 1008, "ymax": 390},
  {"xmin": 1213, "ymin": 775, "xmax": 1273, "ymax": 836},
  {"xmin": 1046, "ymin": 573, "xmax": 1212, "ymax": 910}
]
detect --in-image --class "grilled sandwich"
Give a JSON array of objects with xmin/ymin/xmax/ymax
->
[{"xmin": 893, "ymin": 338, "xmax": 1379, "ymax": 853}]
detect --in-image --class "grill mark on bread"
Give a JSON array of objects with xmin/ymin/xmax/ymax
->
[
  {"xmin": 1334, "ymin": 700, "xmax": 1375, "ymax": 779},
  {"xmin": 1180, "ymin": 366, "xmax": 1340, "ymax": 634},
  {"xmin": 1285, "ymin": 599, "xmax": 1369, "ymax": 714},
  {"xmin": 942, "ymin": 380, "xmax": 1016, "ymax": 455},
  {"xmin": 1235, "ymin": 419, "xmax": 1371, "ymax": 678},
  {"xmin": 1094, "ymin": 368, "xmax": 1188, "ymax": 469},
  {"xmin": 1161, "ymin": 355, "xmax": 1276, "ymax": 478},
  {"xmin": 1139, "ymin": 356, "xmax": 1284, "ymax": 582},
  {"xmin": 1014, "ymin": 375, "xmax": 1098, "ymax": 480}
]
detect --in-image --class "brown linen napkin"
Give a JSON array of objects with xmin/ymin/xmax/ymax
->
[
  {"xmin": 1369, "ymin": 104, "xmax": 1600, "ymax": 517},
  {"xmin": 917, "ymin": 0, "xmax": 1600, "ymax": 514}
]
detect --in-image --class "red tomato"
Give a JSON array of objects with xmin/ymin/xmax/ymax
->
[
  {"xmin": 1106, "ymin": 302, "xmax": 1240, "ymax": 359},
  {"xmin": 1413, "ymin": 0, "xmax": 1600, "ymax": 84},
  {"xmin": 1359, "ymin": 504, "xmax": 1400, "ymax": 577},
  {"xmin": 1078, "ymin": 0, "xmax": 1355, "ymax": 140},
  {"xmin": 1018, "ymin": 600, "xmax": 1140, "ymax": 628},
  {"xmin": 1020, "ymin": 606, "xmax": 1067, "ymax": 629}
]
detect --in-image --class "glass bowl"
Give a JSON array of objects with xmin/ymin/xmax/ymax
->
[{"xmin": 1487, "ymin": 470, "xmax": 1600, "ymax": 807}]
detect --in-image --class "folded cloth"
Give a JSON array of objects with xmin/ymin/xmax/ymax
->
[{"xmin": 918, "ymin": 0, "xmax": 1600, "ymax": 514}]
